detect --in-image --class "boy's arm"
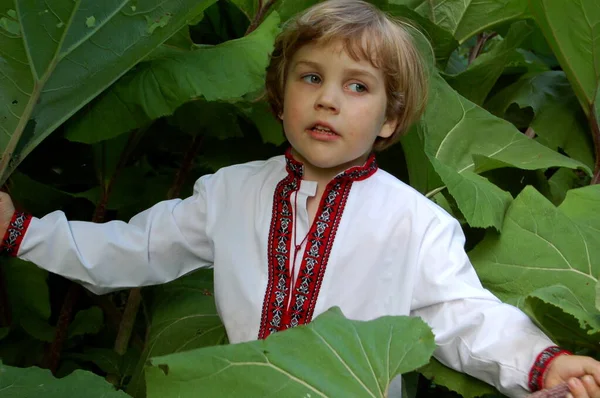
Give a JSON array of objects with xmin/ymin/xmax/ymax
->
[
  {"xmin": 409, "ymin": 215, "xmax": 563, "ymax": 398},
  {"xmin": 0, "ymin": 176, "xmax": 214, "ymax": 295}
]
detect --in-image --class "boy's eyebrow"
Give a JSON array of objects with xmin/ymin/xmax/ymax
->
[{"xmin": 293, "ymin": 60, "xmax": 379, "ymax": 81}]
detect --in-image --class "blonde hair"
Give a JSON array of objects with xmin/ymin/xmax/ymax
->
[{"xmin": 265, "ymin": 0, "xmax": 431, "ymax": 151}]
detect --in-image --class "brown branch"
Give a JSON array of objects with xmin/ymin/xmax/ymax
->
[
  {"xmin": 468, "ymin": 32, "xmax": 498, "ymax": 65},
  {"xmin": 113, "ymin": 134, "xmax": 204, "ymax": 356},
  {"xmin": 43, "ymin": 284, "xmax": 81, "ymax": 373},
  {"xmin": 44, "ymin": 130, "xmax": 142, "ymax": 373},
  {"xmin": 591, "ymin": 103, "xmax": 600, "ymax": 185},
  {"xmin": 245, "ymin": 0, "xmax": 277, "ymax": 35}
]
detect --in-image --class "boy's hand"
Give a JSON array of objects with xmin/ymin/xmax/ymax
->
[
  {"xmin": 544, "ymin": 354, "xmax": 600, "ymax": 398},
  {"xmin": 0, "ymin": 192, "xmax": 15, "ymax": 236}
]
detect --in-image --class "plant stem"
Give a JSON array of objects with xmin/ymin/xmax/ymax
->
[
  {"xmin": 43, "ymin": 283, "xmax": 81, "ymax": 373},
  {"xmin": 525, "ymin": 127, "xmax": 536, "ymax": 139},
  {"xmin": 245, "ymin": 0, "xmax": 277, "ymax": 35},
  {"xmin": 44, "ymin": 130, "xmax": 141, "ymax": 373},
  {"xmin": 113, "ymin": 134, "xmax": 204, "ymax": 356},
  {"xmin": 468, "ymin": 32, "xmax": 497, "ymax": 65},
  {"xmin": 590, "ymin": 103, "xmax": 600, "ymax": 185}
]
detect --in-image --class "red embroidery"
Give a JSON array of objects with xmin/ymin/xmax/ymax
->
[
  {"xmin": 1, "ymin": 212, "xmax": 32, "ymax": 257},
  {"xmin": 528, "ymin": 346, "xmax": 571, "ymax": 392},
  {"xmin": 258, "ymin": 149, "xmax": 377, "ymax": 339}
]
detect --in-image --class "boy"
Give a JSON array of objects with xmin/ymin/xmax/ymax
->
[{"xmin": 1, "ymin": 1, "xmax": 599, "ymax": 397}]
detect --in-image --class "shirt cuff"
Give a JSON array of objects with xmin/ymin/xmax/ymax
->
[
  {"xmin": 0, "ymin": 211, "xmax": 32, "ymax": 257},
  {"xmin": 528, "ymin": 346, "xmax": 572, "ymax": 392}
]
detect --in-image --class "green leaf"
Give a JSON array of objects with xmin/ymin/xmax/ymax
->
[
  {"xmin": 239, "ymin": 101, "xmax": 285, "ymax": 146},
  {"xmin": 170, "ymin": 101, "xmax": 244, "ymax": 140},
  {"xmin": 485, "ymin": 71, "xmax": 594, "ymax": 170},
  {"xmin": 530, "ymin": 0, "xmax": 600, "ymax": 115},
  {"xmin": 445, "ymin": 21, "xmax": 538, "ymax": 105},
  {"xmin": 2, "ymin": 257, "xmax": 51, "ymax": 340},
  {"xmin": 421, "ymin": 73, "xmax": 589, "ymax": 229},
  {"xmin": 0, "ymin": 361, "xmax": 129, "ymax": 397},
  {"xmin": 526, "ymin": 285, "xmax": 600, "ymax": 334},
  {"xmin": 429, "ymin": 157, "xmax": 512, "ymax": 229},
  {"xmin": 145, "ymin": 307, "xmax": 436, "ymax": 398},
  {"xmin": 64, "ymin": 12, "xmax": 281, "ymax": 144},
  {"xmin": 229, "ymin": 0, "xmax": 260, "ymax": 20},
  {"xmin": 419, "ymin": 358, "xmax": 498, "ymax": 398},
  {"xmin": 410, "ymin": 0, "xmax": 530, "ymax": 44},
  {"xmin": 523, "ymin": 286, "xmax": 600, "ymax": 352},
  {"xmin": 68, "ymin": 347, "xmax": 140, "ymax": 378},
  {"xmin": 68, "ymin": 307, "xmax": 104, "ymax": 338},
  {"xmin": 127, "ymin": 270, "xmax": 226, "ymax": 398},
  {"xmin": 470, "ymin": 185, "xmax": 600, "ymax": 340},
  {"xmin": 0, "ymin": 0, "xmax": 220, "ymax": 184},
  {"xmin": 384, "ymin": 4, "xmax": 459, "ymax": 66}
]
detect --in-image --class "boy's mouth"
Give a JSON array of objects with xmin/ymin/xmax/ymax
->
[{"xmin": 308, "ymin": 123, "xmax": 339, "ymax": 136}]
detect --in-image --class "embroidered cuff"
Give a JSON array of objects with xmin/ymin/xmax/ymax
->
[
  {"xmin": 528, "ymin": 346, "xmax": 572, "ymax": 392},
  {"xmin": 0, "ymin": 212, "xmax": 32, "ymax": 257}
]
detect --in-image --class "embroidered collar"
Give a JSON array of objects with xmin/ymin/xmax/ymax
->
[{"xmin": 284, "ymin": 148, "xmax": 378, "ymax": 182}]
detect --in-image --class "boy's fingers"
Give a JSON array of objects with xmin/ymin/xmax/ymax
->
[
  {"xmin": 581, "ymin": 375, "xmax": 600, "ymax": 398},
  {"xmin": 569, "ymin": 378, "xmax": 590, "ymax": 398}
]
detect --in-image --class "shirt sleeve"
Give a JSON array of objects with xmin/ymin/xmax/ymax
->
[
  {"xmin": 6, "ymin": 175, "xmax": 215, "ymax": 295},
  {"xmin": 409, "ymin": 214, "xmax": 555, "ymax": 398}
]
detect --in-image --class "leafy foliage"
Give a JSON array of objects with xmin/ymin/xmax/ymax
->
[
  {"xmin": 0, "ymin": 0, "xmax": 599, "ymax": 397},
  {"xmin": 145, "ymin": 307, "xmax": 436, "ymax": 398}
]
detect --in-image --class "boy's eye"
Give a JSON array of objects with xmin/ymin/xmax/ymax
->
[
  {"xmin": 348, "ymin": 83, "xmax": 367, "ymax": 93},
  {"xmin": 302, "ymin": 74, "xmax": 321, "ymax": 84}
]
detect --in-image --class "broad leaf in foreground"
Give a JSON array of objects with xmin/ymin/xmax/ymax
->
[
  {"xmin": 64, "ymin": 12, "xmax": 280, "ymax": 144},
  {"xmin": 127, "ymin": 270, "xmax": 226, "ymax": 398},
  {"xmin": 420, "ymin": 73, "xmax": 589, "ymax": 229},
  {"xmin": 470, "ymin": 185, "xmax": 600, "ymax": 341},
  {"xmin": 0, "ymin": 0, "xmax": 218, "ymax": 184},
  {"xmin": 530, "ymin": 0, "xmax": 600, "ymax": 115},
  {"xmin": 0, "ymin": 360, "xmax": 128, "ymax": 397},
  {"xmin": 145, "ymin": 307, "xmax": 435, "ymax": 398},
  {"xmin": 406, "ymin": 0, "xmax": 530, "ymax": 44}
]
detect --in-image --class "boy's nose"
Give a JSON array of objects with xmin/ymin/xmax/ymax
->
[{"xmin": 314, "ymin": 86, "xmax": 340, "ymax": 113}]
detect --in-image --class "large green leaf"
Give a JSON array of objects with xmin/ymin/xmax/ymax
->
[
  {"xmin": 470, "ymin": 185, "xmax": 600, "ymax": 341},
  {"xmin": 0, "ymin": 0, "xmax": 219, "ymax": 184},
  {"xmin": 445, "ymin": 21, "xmax": 538, "ymax": 105},
  {"xmin": 384, "ymin": 4, "xmax": 459, "ymax": 66},
  {"xmin": 64, "ymin": 12, "xmax": 281, "ymax": 144},
  {"xmin": 127, "ymin": 269, "xmax": 226, "ymax": 398},
  {"xmin": 420, "ymin": 73, "xmax": 589, "ymax": 229},
  {"xmin": 530, "ymin": 0, "xmax": 600, "ymax": 115},
  {"xmin": 403, "ymin": 0, "xmax": 530, "ymax": 44},
  {"xmin": 145, "ymin": 307, "xmax": 435, "ymax": 398},
  {"xmin": 485, "ymin": 71, "xmax": 594, "ymax": 170},
  {"xmin": 0, "ymin": 360, "xmax": 128, "ymax": 397}
]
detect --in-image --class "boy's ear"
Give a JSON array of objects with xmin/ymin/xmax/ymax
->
[{"xmin": 378, "ymin": 117, "xmax": 398, "ymax": 139}]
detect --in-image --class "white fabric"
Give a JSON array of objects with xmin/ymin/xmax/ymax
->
[{"xmin": 17, "ymin": 155, "xmax": 553, "ymax": 397}]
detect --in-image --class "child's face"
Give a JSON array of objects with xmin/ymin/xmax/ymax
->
[{"xmin": 281, "ymin": 39, "xmax": 397, "ymax": 175}]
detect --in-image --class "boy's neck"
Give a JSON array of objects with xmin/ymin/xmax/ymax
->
[{"xmin": 289, "ymin": 148, "xmax": 371, "ymax": 185}]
